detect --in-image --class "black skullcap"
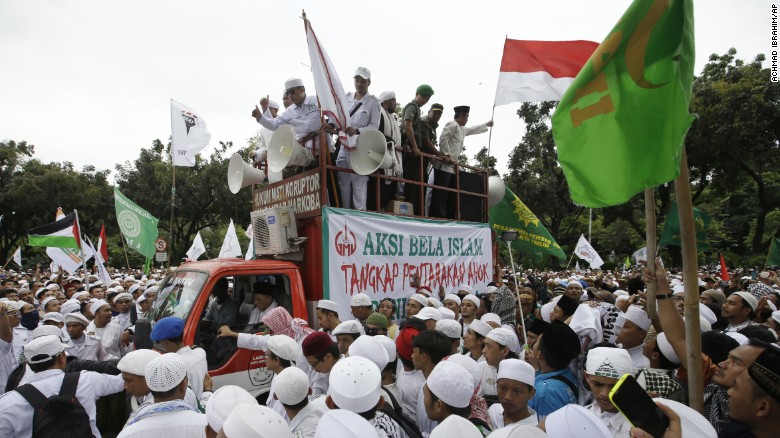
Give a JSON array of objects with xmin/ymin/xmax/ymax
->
[
  {"xmin": 540, "ymin": 320, "xmax": 580, "ymax": 364},
  {"xmin": 556, "ymin": 294, "xmax": 579, "ymax": 317},
  {"xmin": 454, "ymin": 105, "xmax": 470, "ymax": 114},
  {"xmin": 528, "ymin": 318, "xmax": 550, "ymax": 336},
  {"xmin": 253, "ymin": 282, "xmax": 275, "ymax": 296},
  {"xmin": 748, "ymin": 346, "xmax": 780, "ymax": 403}
]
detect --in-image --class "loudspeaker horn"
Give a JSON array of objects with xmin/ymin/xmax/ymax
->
[
  {"xmin": 228, "ymin": 153, "xmax": 266, "ymax": 194},
  {"xmin": 487, "ymin": 176, "xmax": 506, "ymax": 206},
  {"xmin": 350, "ymin": 129, "xmax": 395, "ymax": 176},
  {"xmin": 267, "ymin": 125, "xmax": 313, "ymax": 172}
]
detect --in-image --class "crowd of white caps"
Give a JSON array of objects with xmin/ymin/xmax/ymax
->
[{"xmin": 0, "ymin": 265, "xmax": 778, "ymax": 438}]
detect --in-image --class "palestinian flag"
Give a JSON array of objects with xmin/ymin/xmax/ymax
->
[{"xmin": 28, "ymin": 212, "xmax": 81, "ymax": 249}]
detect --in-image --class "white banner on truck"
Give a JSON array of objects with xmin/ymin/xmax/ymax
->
[{"xmin": 323, "ymin": 207, "xmax": 493, "ymax": 321}]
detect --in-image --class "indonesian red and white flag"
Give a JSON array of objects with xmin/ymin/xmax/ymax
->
[
  {"xmin": 494, "ymin": 39, "xmax": 598, "ymax": 105},
  {"xmin": 304, "ymin": 15, "xmax": 352, "ymax": 148}
]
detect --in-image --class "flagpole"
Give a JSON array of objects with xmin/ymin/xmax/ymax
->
[
  {"xmin": 644, "ymin": 188, "xmax": 658, "ymax": 319},
  {"xmin": 1, "ymin": 250, "xmax": 14, "ymax": 269},
  {"xmin": 169, "ymin": 162, "xmax": 176, "ymax": 269},
  {"xmin": 486, "ymin": 35, "xmax": 506, "ymax": 166},
  {"xmin": 588, "ymin": 208, "xmax": 592, "ymax": 243},
  {"xmin": 120, "ymin": 234, "xmax": 132, "ymax": 270},
  {"xmin": 73, "ymin": 210, "xmax": 90, "ymax": 291},
  {"xmin": 565, "ymin": 251, "xmax": 576, "ymax": 270}
]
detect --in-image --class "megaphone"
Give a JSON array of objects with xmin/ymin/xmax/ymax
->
[
  {"xmin": 268, "ymin": 125, "xmax": 313, "ymax": 172},
  {"xmin": 350, "ymin": 129, "xmax": 395, "ymax": 176},
  {"xmin": 228, "ymin": 153, "xmax": 266, "ymax": 194},
  {"xmin": 487, "ymin": 176, "xmax": 506, "ymax": 206}
]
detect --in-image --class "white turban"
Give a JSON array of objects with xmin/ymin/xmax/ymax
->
[
  {"xmin": 656, "ymin": 332, "xmax": 681, "ymax": 365},
  {"xmin": 426, "ymin": 361, "xmax": 474, "ymax": 408},
  {"xmin": 408, "ymin": 294, "xmax": 428, "ymax": 307},
  {"xmin": 205, "ymin": 386, "xmax": 257, "ymax": 434},
  {"xmin": 462, "ymin": 294, "xmax": 480, "ymax": 307},
  {"xmin": 622, "ymin": 305, "xmax": 651, "ymax": 331},
  {"xmin": 497, "ymin": 358, "xmax": 535, "ymax": 387},
  {"xmin": 443, "ymin": 294, "xmax": 461, "ymax": 306},
  {"xmin": 378, "ymin": 91, "xmax": 395, "ymax": 102},
  {"xmin": 89, "ymin": 299, "xmax": 109, "ymax": 316},
  {"xmin": 585, "ymin": 347, "xmax": 634, "ymax": 379},
  {"xmin": 486, "ymin": 328, "xmax": 520, "ymax": 355}
]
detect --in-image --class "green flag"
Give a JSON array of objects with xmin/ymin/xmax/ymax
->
[
  {"xmin": 624, "ymin": 256, "xmax": 631, "ymax": 268},
  {"xmin": 114, "ymin": 188, "xmax": 159, "ymax": 258},
  {"xmin": 659, "ymin": 201, "xmax": 710, "ymax": 250},
  {"xmin": 551, "ymin": 0, "xmax": 695, "ymax": 207},
  {"xmin": 767, "ymin": 237, "xmax": 780, "ymax": 266},
  {"xmin": 489, "ymin": 187, "xmax": 566, "ymax": 259}
]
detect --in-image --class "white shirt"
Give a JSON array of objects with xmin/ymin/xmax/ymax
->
[
  {"xmin": 587, "ymin": 403, "xmax": 631, "ymax": 438},
  {"xmin": 0, "ymin": 338, "xmax": 16, "ymax": 393},
  {"xmin": 248, "ymin": 301, "xmax": 278, "ymax": 325},
  {"xmin": 435, "ymin": 120, "xmax": 489, "ymax": 173},
  {"xmin": 117, "ymin": 408, "xmax": 207, "ymax": 438},
  {"xmin": 416, "ymin": 384, "xmax": 437, "ymax": 435},
  {"xmin": 480, "ymin": 362, "xmax": 498, "ymax": 397},
  {"xmin": 266, "ymin": 378, "xmax": 289, "ymax": 421},
  {"xmin": 11, "ymin": 327, "xmax": 29, "ymax": 364},
  {"xmin": 488, "ymin": 404, "xmax": 538, "ymax": 430},
  {"xmin": 396, "ymin": 368, "xmax": 425, "ymax": 422},
  {"xmin": 257, "ymin": 95, "xmax": 332, "ymax": 153},
  {"xmin": 86, "ymin": 321, "xmax": 123, "ymax": 358},
  {"xmin": 66, "ymin": 334, "xmax": 115, "ymax": 362},
  {"xmin": 624, "ymin": 344, "xmax": 650, "ymax": 369},
  {"xmin": 175, "ymin": 346, "xmax": 207, "ymax": 398},
  {"xmin": 0, "ymin": 369, "xmax": 124, "ymax": 438},
  {"xmin": 347, "ymin": 92, "xmax": 381, "ymax": 131},
  {"xmin": 289, "ymin": 399, "xmax": 329, "ymax": 438},
  {"xmin": 114, "ymin": 311, "xmax": 133, "ymax": 332}
]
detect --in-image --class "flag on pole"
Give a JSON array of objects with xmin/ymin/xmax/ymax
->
[
  {"xmin": 114, "ymin": 188, "xmax": 159, "ymax": 258},
  {"xmin": 551, "ymin": 0, "xmax": 695, "ymax": 207},
  {"xmin": 659, "ymin": 201, "xmax": 710, "ymax": 250},
  {"xmin": 12, "ymin": 247, "xmax": 21, "ymax": 267},
  {"xmin": 218, "ymin": 220, "xmax": 242, "ymax": 259},
  {"xmin": 44, "ymin": 208, "xmax": 89, "ymax": 274},
  {"xmin": 494, "ymin": 39, "xmax": 598, "ymax": 105},
  {"xmin": 719, "ymin": 254, "xmax": 730, "ymax": 281},
  {"xmin": 766, "ymin": 237, "xmax": 780, "ymax": 266},
  {"xmin": 28, "ymin": 211, "xmax": 80, "ymax": 248},
  {"xmin": 171, "ymin": 99, "xmax": 212, "ymax": 167},
  {"xmin": 244, "ymin": 225, "xmax": 254, "ymax": 260},
  {"xmin": 574, "ymin": 234, "xmax": 604, "ymax": 268},
  {"xmin": 632, "ymin": 246, "xmax": 648, "ymax": 263},
  {"xmin": 186, "ymin": 232, "xmax": 206, "ymax": 260},
  {"xmin": 624, "ymin": 256, "xmax": 631, "ymax": 269},
  {"xmin": 98, "ymin": 224, "xmax": 109, "ymax": 261},
  {"xmin": 303, "ymin": 14, "xmax": 351, "ymax": 148},
  {"xmin": 575, "ymin": 261, "xmax": 581, "ymax": 272},
  {"xmin": 85, "ymin": 236, "xmax": 112, "ymax": 285}
]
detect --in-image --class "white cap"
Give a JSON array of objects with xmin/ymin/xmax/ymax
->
[
  {"xmin": 622, "ymin": 306, "xmax": 652, "ymax": 331},
  {"xmin": 268, "ymin": 335, "xmax": 301, "ymax": 362},
  {"xmin": 435, "ymin": 319, "xmax": 462, "ymax": 339},
  {"xmin": 426, "ymin": 361, "xmax": 474, "ymax": 408},
  {"xmin": 205, "ymin": 386, "xmax": 257, "ymax": 434},
  {"xmin": 415, "ymin": 307, "xmax": 441, "ymax": 322},
  {"xmin": 497, "ymin": 358, "xmax": 536, "ymax": 387},
  {"xmin": 45, "ymin": 283, "xmax": 60, "ymax": 291},
  {"xmin": 430, "ymin": 415, "xmax": 482, "ymax": 438},
  {"xmin": 314, "ymin": 409, "xmax": 379, "ymax": 438},
  {"xmin": 732, "ymin": 292, "xmax": 759, "ymax": 310},
  {"xmin": 725, "ymin": 331, "xmax": 749, "ymax": 346},
  {"xmin": 699, "ymin": 303, "xmax": 717, "ymax": 325},
  {"xmin": 89, "ymin": 299, "xmax": 109, "ymax": 315},
  {"xmin": 350, "ymin": 293, "xmax": 373, "ymax": 307},
  {"xmin": 545, "ymin": 404, "xmax": 611, "ymax": 438},
  {"xmin": 656, "ymin": 332, "xmax": 681, "ymax": 365},
  {"xmin": 31, "ymin": 325, "xmax": 68, "ymax": 342},
  {"xmin": 43, "ymin": 312, "xmax": 64, "ymax": 323},
  {"xmin": 378, "ymin": 91, "xmax": 395, "ymax": 102},
  {"xmin": 458, "ymin": 285, "xmax": 474, "ymax": 294},
  {"xmin": 317, "ymin": 299, "xmax": 340, "ymax": 313},
  {"xmin": 40, "ymin": 296, "xmax": 57, "ymax": 309},
  {"xmin": 485, "ymin": 286, "xmax": 498, "ymax": 294},
  {"xmin": 585, "ymin": 347, "xmax": 634, "ymax": 379},
  {"xmin": 468, "ymin": 319, "xmax": 493, "ymax": 338},
  {"xmin": 332, "ymin": 320, "xmax": 365, "ymax": 336},
  {"xmin": 145, "ymin": 353, "xmax": 187, "ymax": 392},
  {"xmin": 274, "ymin": 367, "xmax": 310, "ymax": 405},
  {"xmin": 328, "ymin": 356, "xmax": 381, "ymax": 413},
  {"xmin": 428, "ymin": 297, "xmax": 442, "ymax": 309},
  {"xmin": 268, "ymin": 100, "xmax": 280, "ymax": 110},
  {"xmin": 651, "ymin": 398, "xmax": 717, "ymax": 438},
  {"xmin": 113, "ymin": 292, "xmax": 133, "ymax": 303},
  {"xmin": 64, "ymin": 313, "xmax": 89, "ymax": 326},
  {"xmin": 444, "ymin": 354, "xmax": 481, "ymax": 389},
  {"xmin": 23, "ymin": 335, "xmax": 67, "ymax": 364},
  {"xmin": 222, "ymin": 404, "xmax": 292, "ymax": 438},
  {"xmin": 136, "ymin": 295, "xmax": 148, "ymax": 305},
  {"xmin": 127, "ymin": 284, "xmax": 141, "ymax": 296},
  {"xmin": 60, "ymin": 300, "xmax": 80, "ymax": 315},
  {"xmin": 71, "ymin": 291, "xmax": 89, "ymax": 300},
  {"xmin": 373, "ymin": 335, "xmax": 397, "ymax": 363},
  {"xmin": 481, "ymin": 313, "xmax": 501, "ymax": 325},
  {"xmin": 462, "ymin": 294, "xmax": 480, "ymax": 307},
  {"xmin": 348, "ymin": 335, "xmax": 389, "ymax": 371},
  {"xmin": 117, "ymin": 349, "xmax": 161, "ymax": 376},
  {"xmin": 486, "ymin": 328, "xmax": 519, "ymax": 354},
  {"xmin": 408, "ymin": 294, "xmax": 428, "ymax": 307},
  {"xmin": 284, "ymin": 78, "xmax": 304, "ymax": 90},
  {"xmin": 438, "ymin": 307, "xmax": 456, "ymax": 320},
  {"xmin": 443, "ymin": 294, "xmax": 461, "ymax": 306},
  {"xmin": 354, "ymin": 66, "xmax": 371, "ymax": 79}
]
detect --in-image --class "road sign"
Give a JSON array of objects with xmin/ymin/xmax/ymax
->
[
  {"xmin": 155, "ymin": 252, "xmax": 168, "ymax": 262},
  {"xmin": 155, "ymin": 238, "xmax": 168, "ymax": 252}
]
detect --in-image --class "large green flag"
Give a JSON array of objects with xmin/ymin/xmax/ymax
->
[
  {"xmin": 114, "ymin": 188, "xmax": 159, "ymax": 258},
  {"xmin": 659, "ymin": 201, "xmax": 710, "ymax": 250},
  {"xmin": 766, "ymin": 237, "xmax": 780, "ymax": 266},
  {"xmin": 489, "ymin": 187, "xmax": 566, "ymax": 260},
  {"xmin": 551, "ymin": 0, "xmax": 695, "ymax": 207}
]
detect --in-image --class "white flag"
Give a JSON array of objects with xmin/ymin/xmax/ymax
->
[
  {"xmin": 244, "ymin": 225, "xmax": 254, "ymax": 260},
  {"xmin": 218, "ymin": 220, "xmax": 242, "ymax": 259},
  {"xmin": 632, "ymin": 246, "xmax": 648, "ymax": 263},
  {"xmin": 171, "ymin": 99, "xmax": 211, "ymax": 167},
  {"xmin": 186, "ymin": 232, "xmax": 206, "ymax": 260},
  {"xmin": 574, "ymin": 234, "xmax": 604, "ymax": 269},
  {"xmin": 84, "ymin": 236, "xmax": 111, "ymax": 286},
  {"xmin": 12, "ymin": 247, "xmax": 21, "ymax": 267},
  {"xmin": 304, "ymin": 16, "xmax": 352, "ymax": 148},
  {"xmin": 575, "ymin": 261, "xmax": 581, "ymax": 272}
]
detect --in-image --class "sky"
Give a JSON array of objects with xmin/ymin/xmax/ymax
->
[{"xmin": 0, "ymin": 0, "xmax": 772, "ymax": 179}]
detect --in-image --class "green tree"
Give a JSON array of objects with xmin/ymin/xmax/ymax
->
[{"xmin": 473, "ymin": 147, "xmax": 498, "ymax": 176}]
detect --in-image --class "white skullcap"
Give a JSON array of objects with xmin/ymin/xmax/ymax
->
[
  {"xmin": 462, "ymin": 294, "xmax": 480, "ymax": 307},
  {"xmin": 127, "ymin": 284, "xmax": 141, "ymax": 295},
  {"xmin": 484, "ymin": 424, "xmax": 548, "ymax": 438},
  {"xmin": 585, "ymin": 347, "xmax": 634, "ymax": 379},
  {"xmin": 60, "ymin": 300, "xmax": 80, "ymax": 315},
  {"xmin": 43, "ymin": 312, "xmax": 64, "ymax": 323},
  {"xmin": 125, "ymin": 275, "xmax": 136, "ymax": 282},
  {"xmin": 545, "ymin": 404, "xmax": 611, "ymax": 438},
  {"xmin": 426, "ymin": 361, "xmax": 475, "ymax": 408},
  {"xmin": 652, "ymin": 399, "xmax": 717, "ymax": 438},
  {"xmin": 468, "ymin": 319, "xmax": 493, "ymax": 338},
  {"xmin": 622, "ymin": 305, "xmax": 651, "ymax": 331},
  {"xmin": 268, "ymin": 334, "xmax": 302, "ymax": 362},
  {"xmin": 408, "ymin": 293, "xmax": 428, "ymax": 307},
  {"xmin": 443, "ymin": 294, "xmax": 461, "ymax": 305},
  {"xmin": 481, "ymin": 313, "xmax": 501, "ymax": 325},
  {"xmin": 284, "ymin": 78, "xmax": 304, "ymax": 90},
  {"xmin": 497, "ymin": 358, "xmax": 536, "ymax": 387},
  {"xmin": 72, "ymin": 291, "xmax": 89, "ymax": 300},
  {"xmin": 656, "ymin": 332, "xmax": 681, "ymax": 365},
  {"xmin": 274, "ymin": 367, "xmax": 310, "ymax": 405},
  {"xmin": 373, "ymin": 335, "xmax": 397, "ymax": 363},
  {"xmin": 430, "ymin": 414, "xmax": 482, "ymax": 438},
  {"xmin": 64, "ymin": 312, "xmax": 89, "ymax": 326},
  {"xmin": 458, "ymin": 285, "xmax": 474, "ymax": 294},
  {"xmin": 223, "ymin": 404, "xmax": 292, "ymax": 438},
  {"xmin": 697, "ymin": 316, "xmax": 712, "ymax": 333},
  {"xmin": 672, "ymin": 284, "xmax": 685, "ymax": 295},
  {"xmin": 348, "ymin": 335, "xmax": 389, "ymax": 371},
  {"xmin": 89, "ymin": 299, "xmax": 109, "ymax": 315},
  {"xmin": 487, "ymin": 328, "xmax": 520, "ymax": 355},
  {"xmin": 117, "ymin": 349, "xmax": 161, "ymax": 376},
  {"xmin": 314, "ymin": 409, "xmax": 379, "ymax": 438},
  {"xmin": 444, "ymin": 354, "xmax": 481, "ymax": 389},
  {"xmin": 732, "ymin": 292, "xmax": 758, "ymax": 310},
  {"xmin": 350, "ymin": 293, "xmax": 373, "ymax": 307},
  {"xmin": 31, "ymin": 325, "xmax": 68, "ymax": 342},
  {"xmin": 414, "ymin": 307, "xmax": 441, "ymax": 321},
  {"xmin": 268, "ymin": 100, "xmax": 280, "ymax": 110},
  {"xmin": 317, "ymin": 299, "xmax": 340, "ymax": 313},
  {"xmin": 40, "ymin": 296, "xmax": 57, "ymax": 309},
  {"xmin": 428, "ymin": 297, "xmax": 442, "ymax": 309},
  {"xmin": 378, "ymin": 91, "xmax": 395, "ymax": 102},
  {"xmin": 145, "ymin": 353, "xmax": 187, "ymax": 392},
  {"xmin": 540, "ymin": 301, "xmax": 556, "ymax": 323},
  {"xmin": 113, "ymin": 292, "xmax": 133, "ymax": 303},
  {"xmin": 136, "ymin": 295, "xmax": 148, "ymax": 305},
  {"xmin": 725, "ymin": 331, "xmax": 749, "ymax": 346},
  {"xmin": 435, "ymin": 319, "xmax": 462, "ymax": 339},
  {"xmin": 205, "ymin": 386, "xmax": 257, "ymax": 434},
  {"xmin": 332, "ymin": 320, "xmax": 365, "ymax": 336},
  {"xmin": 144, "ymin": 286, "xmax": 159, "ymax": 296},
  {"xmin": 485, "ymin": 286, "xmax": 498, "ymax": 294},
  {"xmin": 328, "ymin": 356, "xmax": 381, "ymax": 413},
  {"xmin": 45, "ymin": 284, "xmax": 60, "ymax": 291},
  {"xmin": 699, "ymin": 303, "xmax": 717, "ymax": 325},
  {"xmin": 438, "ymin": 307, "xmax": 456, "ymax": 320}
]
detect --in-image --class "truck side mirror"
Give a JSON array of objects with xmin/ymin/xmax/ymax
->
[{"xmin": 134, "ymin": 318, "xmax": 153, "ymax": 350}]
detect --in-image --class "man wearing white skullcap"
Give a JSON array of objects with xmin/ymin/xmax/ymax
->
[
  {"xmin": 723, "ymin": 292, "xmax": 759, "ymax": 332},
  {"xmin": 435, "ymin": 319, "xmax": 463, "ymax": 354},
  {"xmin": 616, "ymin": 306, "xmax": 651, "ymax": 369},
  {"xmin": 463, "ymin": 319, "xmax": 491, "ymax": 362},
  {"xmin": 273, "ymin": 367, "xmax": 327, "ymax": 438},
  {"xmin": 86, "ymin": 299, "xmax": 124, "ymax": 358},
  {"xmin": 65, "ymin": 311, "xmax": 115, "ymax": 361},
  {"xmin": 220, "ymin": 404, "xmax": 292, "ymax": 438},
  {"xmin": 489, "ymin": 359, "xmax": 538, "ymax": 430},
  {"xmin": 437, "ymin": 307, "xmax": 456, "ymax": 320},
  {"xmin": 414, "ymin": 307, "xmax": 442, "ymax": 330},
  {"xmin": 348, "ymin": 335, "xmax": 389, "ymax": 370},
  {"xmin": 205, "ymin": 386, "xmax": 257, "ymax": 437},
  {"xmin": 583, "ymin": 347, "xmax": 634, "ymax": 437},
  {"xmin": 119, "ymin": 354, "xmax": 207, "ymax": 438},
  {"xmin": 377, "ymin": 89, "xmax": 403, "ymax": 207},
  {"xmin": 332, "ymin": 319, "xmax": 365, "ymax": 355},
  {"xmin": 541, "ymin": 404, "xmax": 611, "ymax": 438},
  {"xmin": 424, "ymin": 361, "xmax": 479, "ymax": 436},
  {"xmin": 482, "ymin": 328, "xmax": 520, "ymax": 397},
  {"xmin": 443, "ymin": 294, "xmax": 461, "ymax": 319},
  {"xmin": 314, "ymin": 409, "xmax": 379, "ymax": 438},
  {"xmin": 350, "ymin": 293, "xmax": 374, "ymax": 326},
  {"xmin": 316, "ymin": 299, "xmax": 342, "ymax": 338},
  {"xmin": 460, "ymin": 294, "xmax": 481, "ymax": 336},
  {"xmin": 263, "ymin": 334, "xmax": 303, "ymax": 420},
  {"xmin": 406, "ymin": 294, "xmax": 428, "ymax": 317}
]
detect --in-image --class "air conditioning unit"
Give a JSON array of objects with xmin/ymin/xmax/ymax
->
[{"xmin": 251, "ymin": 206, "xmax": 300, "ymax": 255}]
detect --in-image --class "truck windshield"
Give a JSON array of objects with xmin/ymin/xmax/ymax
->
[{"xmin": 148, "ymin": 270, "xmax": 208, "ymax": 322}]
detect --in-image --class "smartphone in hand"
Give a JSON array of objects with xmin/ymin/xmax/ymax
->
[{"xmin": 609, "ymin": 374, "xmax": 669, "ymax": 438}]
